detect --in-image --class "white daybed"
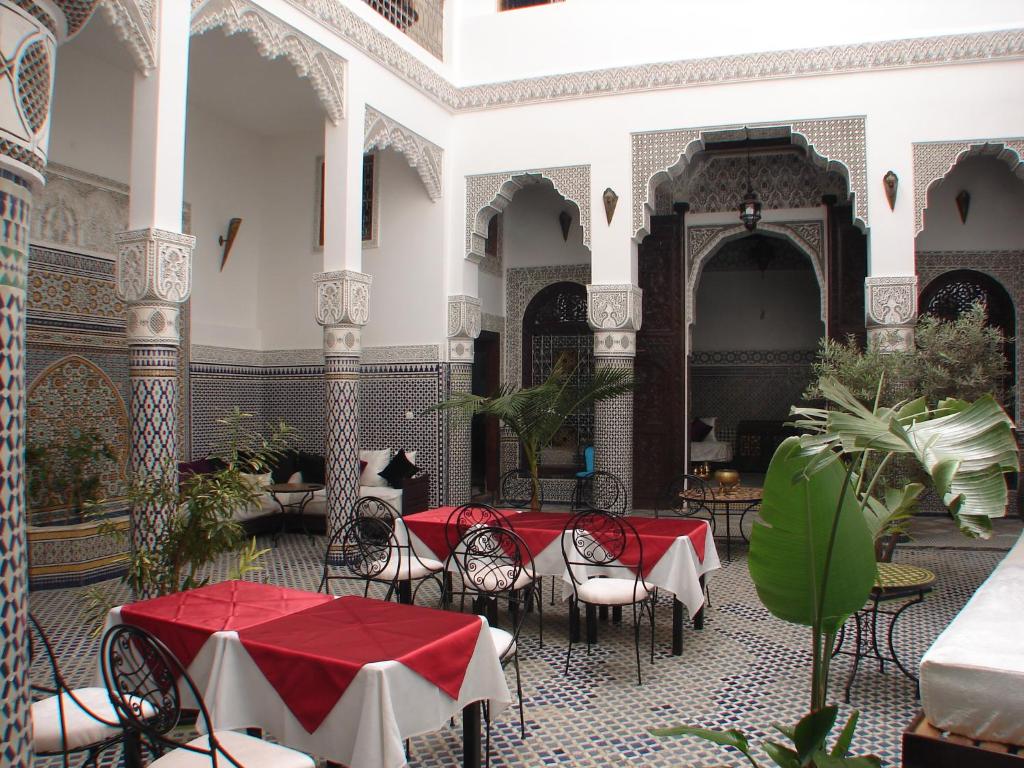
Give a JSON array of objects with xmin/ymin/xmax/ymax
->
[{"xmin": 689, "ymin": 417, "xmax": 733, "ymax": 464}]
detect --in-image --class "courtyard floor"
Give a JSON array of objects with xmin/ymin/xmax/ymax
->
[{"xmin": 29, "ymin": 513, "xmax": 1023, "ymax": 767}]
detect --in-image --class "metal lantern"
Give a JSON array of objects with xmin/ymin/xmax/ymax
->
[{"xmin": 739, "ymin": 188, "xmax": 761, "ymax": 231}]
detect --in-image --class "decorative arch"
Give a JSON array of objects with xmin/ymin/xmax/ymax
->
[
  {"xmin": 364, "ymin": 105, "xmax": 443, "ymax": 201},
  {"xmin": 191, "ymin": 0, "xmax": 346, "ymax": 124},
  {"xmin": 631, "ymin": 117, "xmax": 867, "ymax": 243},
  {"xmin": 465, "ymin": 165, "xmax": 591, "ymax": 263},
  {"xmin": 913, "ymin": 139, "xmax": 1024, "ymax": 235},
  {"xmin": 686, "ymin": 222, "xmax": 826, "ymax": 345},
  {"xmin": 98, "ymin": 0, "xmax": 156, "ymax": 72}
]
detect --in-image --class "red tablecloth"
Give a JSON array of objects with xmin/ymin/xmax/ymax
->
[
  {"xmin": 403, "ymin": 505, "xmax": 517, "ymax": 558},
  {"xmin": 611, "ymin": 517, "xmax": 708, "ymax": 576},
  {"xmin": 119, "ymin": 580, "xmax": 333, "ymax": 669},
  {"xmin": 237, "ymin": 596, "xmax": 483, "ymax": 733}
]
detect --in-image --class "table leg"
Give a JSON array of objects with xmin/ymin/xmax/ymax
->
[
  {"xmin": 672, "ymin": 598, "xmax": 684, "ymax": 656},
  {"xmin": 123, "ymin": 730, "xmax": 143, "ymax": 768},
  {"xmin": 693, "ymin": 575, "xmax": 706, "ymax": 630},
  {"xmin": 725, "ymin": 503, "xmax": 733, "ymax": 560},
  {"xmin": 599, "ymin": 605, "xmax": 609, "ymax": 622},
  {"xmin": 296, "ymin": 492, "xmax": 313, "ymax": 538},
  {"xmin": 612, "ymin": 606, "xmax": 622, "ymax": 624},
  {"xmin": 398, "ymin": 579, "xmax": 412, "ymax": 604},
  {"xmin": 463, "ymin": 700, "xmax": 482, "ymax": 768}
]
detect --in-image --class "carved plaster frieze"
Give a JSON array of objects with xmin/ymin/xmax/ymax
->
[
  {"xmin": 361, "ymin": 344, "xmax": 442, "ymax": 364},
  {"xmin": 126, "ymin": 301, "xmax": 180, "ymax": 344},
  {"xmin": 115, "ymin": 228, "xmax": 194, "ymax": 305},
  {"xmin": 868, "ymin": 326, "xmax": 914, "ymax": 353},
  {"xmin": 448, "ymin": 337, "xmax": 475, "ymax": 363},
  {"xmin": 913, "ymin": 139, "xmax": 1024, "ymax": 235},
  {"xmin": 272, "ymin": 5, "xmax": 1024, "ymax": 113},
  {"xmin": 865, "ymin": 276, "xmax": 916, "ymax": 354},
  {"xmin": 632, "ymin": 118, "xmax": 867, "ymax": 243},
  {"xmin": 314, "ymin": 269, "xmax": 371, "ymax": 327},
  {"xmin": 587, "ymin": 284, "xmax": 642, "ymax": 332},
  {"xmin": 192, "ymin": 0, "xmax": 346, "ymax": 124},
  {"xmin": 98, "ymin": 0, "xmax": 155, "ymax": 72},
  {"xmin": 466, "ymin": 166, "xmax": 590, "ymax": 263},
  {"xmin": 447, "ymin": 294, "xmax": 481, "ymax": 340},
  {"xmin": 54, "ymin": 0, "xmax": 100, "ymax": 38},
  {"xmin": 593, "ymin": 330, "xmax": 636, "ymax": 359},
  {"xmin": 323, "ymin": 324, "xmax": 362, "ymax": 358},
  {"xmin": 365, "ymin": 105, "xmax": 443, "ymax": 201}
]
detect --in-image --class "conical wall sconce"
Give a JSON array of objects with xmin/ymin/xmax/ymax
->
[
  {"xmin": 603, "ymin": 188, "xmax": 618, "ymax": 224},
  {"xmin": 882, "ymin": 171, "xmax": 898, "ymax": 211},
  {"xmin": 219, "ymin": 218, "xmax": 243, "ymax": 271},
  {"xmin": 559, "ymin": 211, "xmax": 571, "ymax": 242},
  {"xmin": 955, "ymin": 190, "xmax": 971, "ymax": 224}
]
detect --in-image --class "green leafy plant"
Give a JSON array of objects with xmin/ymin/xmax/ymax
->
[
  {"xmin": 83, "ymin": 409, "xmax": 294, "ymax": 625},
  {"xmin": 26, "ymin": 428, "xmax": 117, "ymax": 524},
  {"xmin": 426, "ymin": 352, "xmax": 633, "ymax": 510},
  {"xmin": 653, "ymin": 377, "xmax": 1018, "ymax": 765}
]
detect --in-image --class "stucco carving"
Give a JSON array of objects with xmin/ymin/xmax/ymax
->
[
  {"xmin": 192, "ymin": 0, "xmax": 346, "ymax": 124},
  {"xmin": 447, "ymin": 295, "xmax": 481, "ymax": 339},
  {"xmin": 115, "ymin": 228, "xmax": 195, "ymax": 306},
  {"xmin": 913, "ymin": 139, "xmax": 1024, "ymax": 235},
  {"xmin": 466, "ymin": 166, "xmax": 590, "ymax": 263},
  {"xmin": 587, "ymin": 284, "xmax": 642, "ymax": 332},
  {"xmin": 865, "ymin": 275, "xmax": 917, "ymax": 327},
  {"xmin": 273, "ymin": 6, "xmax": 1024, "ymax": 113},
  {"xmin": 314, "ymin": 269, "xmax": 372, "ymax": 328},
  {"xmin": 633, "ymin": 119, "xmax": 867, "ymax": 244},
  {"xmin": 364, "ymin": 105, "xmax": 443, "ymax": 201},
  {"xmin": 98, "ymin": 0, "xmax": 155, "ymax": 72}
]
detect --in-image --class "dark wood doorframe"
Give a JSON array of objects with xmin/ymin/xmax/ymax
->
[{"xmin": 471, "ymin": 331, "xmax": 501, "ymax": 496}]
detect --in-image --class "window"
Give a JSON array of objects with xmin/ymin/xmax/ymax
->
[{"xmin": 313, "ymin": 153, "xmax": 378, "ymax": 249}]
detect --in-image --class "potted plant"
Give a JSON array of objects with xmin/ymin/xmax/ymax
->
[
  {"xmin": 428, "ymin": 352, "xmax": 633, "ymax": 510},
  {"xmin": 83, "ymin": 409, "xmax": 294, "ymax": 623},
  {"xmin": 27, "ymin": 428, "xmax": 117, "ymax": 525},
  {"xmin": 653, "ymin": 376, "xmax": 1018, "ymax": 766}
]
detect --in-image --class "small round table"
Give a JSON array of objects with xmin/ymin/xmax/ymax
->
[
  {"xmin": 680, "ymin": 485, "xmax": 762, "ymax": 560},
  {"xmin": 263, "ymin": 482, "xmax": 324, "ymax": 542}
]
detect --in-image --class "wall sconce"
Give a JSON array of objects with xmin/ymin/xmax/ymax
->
[
  {"xmin": 218, "ymin": 217, "xmax": 243, "ymax": 271},
  {"xmin": 955, "ymin": 190, "xmax": 971, "ymax": 223},
  {"xmin": 882, "ymin": 171, "xmax": 898, "ymax": 211},
  {"xmin": 558, "ymin": 211, "xmax": 571, "ymax": 242},
  {"xmin": 603, "ymin": 188, "xmax": 618, "ymax": 224}
]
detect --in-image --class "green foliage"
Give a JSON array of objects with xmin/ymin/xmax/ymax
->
[
  {"xmin": 426, "ymin": 353, "xmax": 633, "ymax": 509},
  {"xmin": 83, "ymin": 410, "xmax": 289, "ymax": 626},
  {"xmin": 26, "ymin": 427, "xmax": 117, "ymax": 524}
]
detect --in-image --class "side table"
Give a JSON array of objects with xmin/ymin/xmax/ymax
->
[
  {"xmin": 833, "ymin": 562, "xmax": 936, "ymax": 702},
  {"xmin": 680, "ymin": 485, "xmax": 761, "ymax": 560},
  {"xmin": 263, "ymin": 482, "xmax": 324, "ymax": 542}
]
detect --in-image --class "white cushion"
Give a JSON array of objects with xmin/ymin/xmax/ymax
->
[
  {"xmin": 359, "ymin": 449, "xmax": 392, "ymax": 488},
  {"xmin": 32, "ymin": 687, "xmax": 141, "ymax": 753},
  {"xmin": 377, "ymin": 555, "xmax": 444, "ymax": 582},
  {"xmin": 359, "ymin": 485, "xmax": 404, "ymax": 516},
  {"xmin": 576, "ymin": 577, "xmax": 651, "ymax": 605},
  {"xmin": 489, "ymin": 626, "xmax": 516, "ymax": 659},
  {"xmin": 463, "ymin": 564, "xmax": 536, "ymax": 593},
  {"xmin": 149, "ymin": 729, "xmax": 314, "ymax": 768}
]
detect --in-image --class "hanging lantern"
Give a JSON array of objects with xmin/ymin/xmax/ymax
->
[{"xmin": 739, "ymin": 188, "xmax": 762, "ymax": 231}]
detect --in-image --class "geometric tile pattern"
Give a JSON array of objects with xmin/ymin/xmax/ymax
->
[
  {"xmin": 445, "ymin": 362, "xmax": 472, "ymax": 505},
  {"xmin": 0, "ymin": 172, "xmax": 32, "ymax": 767},
  {"xmin": 27, "ymin": 520, "xmax": 1021, "ymax": 768},
  {"xmin": 593, "ymin": 357, "xmax": 634, "ymax": 513},
  {"xmin": 325, "ymin": 354, "xmax": 359, "ymax": 541}
]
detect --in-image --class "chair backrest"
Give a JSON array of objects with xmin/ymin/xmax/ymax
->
[
  {"xmin": 446, "ymin": 525, "xmax": 532, "ymax": 653},
  {"xmin": 498, "ymin": 469, "xmax": 543, "ymax": 510},
  {"xmin": 583, "ymin": 446, "xmax": 595, "ymax": 474},
  {"xmin": 351, "ymin": 495, "xmax": 400, "ymax": 524},
  {"xmin": 30, "ymin": 613, "xmax": 119, "ymax": 765},
  {"xmin": 659, "ymin": 474, "xmax": 714, "ymax": 517},
  {"xmin": 578, "ymin": 470, "xmax": 627, "ymax": 516},
  {"xmin": 319, "ymin": 514, "xmax": 400, "ymax": 596},
  {"xmin": 444, "ymin": 503, "xmax": 511, "ymax": 553},
  {"xmin": 100, "ymin": 623, "xmax": 235, "ymax": 766},
  {"xmin": 561, "ymin": 509, "xmax": 647, "ymax": 593}
]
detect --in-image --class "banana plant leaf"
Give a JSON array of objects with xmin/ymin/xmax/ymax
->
[{"xmin": 749, "ymin": 436, "xmax": 877, "ymax": 633}]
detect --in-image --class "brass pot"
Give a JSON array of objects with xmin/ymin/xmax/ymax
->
[{"xmin": 714, "ymin": 469, "xmax": 740, "ymax": 494}]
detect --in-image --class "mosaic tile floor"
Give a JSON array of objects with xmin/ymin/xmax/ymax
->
[{"xmin": 29, "ymin": 516, "xmax": 1022, "ymax": 767}]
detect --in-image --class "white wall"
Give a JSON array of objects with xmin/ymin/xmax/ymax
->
[
  {"xmin": 503, "ymin": 184, "xmax": 588, "ymax": 269},
  {"xmin": 694, "ymin": 269, "xmax": 823, "ymax": 351},
  {"xmin": 916, "ymin": 155, "xmax": 1024, "ymax": 252},
  {"xmin": 360, "ymin": 148, "xmax": 447, "ymax": 348}
]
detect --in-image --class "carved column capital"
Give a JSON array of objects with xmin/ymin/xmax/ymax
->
[
  {"xmin": 115, "ymin": 228, "xmax": 194, "ymax": 345},
  {"xmin": 447, "ymin": 294, "xmax": 481, "ymax": 363},
  {"xmin": 588, "ymin": 284, "xmax": 642, "ymax": 359},
  {"xmin": 315, "ymin": 270, "xmax": 371, "ymax": 358},
  {"xmin": 865, "ymin": 275, "xmax": 917, "ymax": 352}
]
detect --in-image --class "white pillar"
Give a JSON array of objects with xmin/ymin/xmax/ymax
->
[
  {"xmin": 446, "ymin": 295, "xmax": 481, "ymax": 504},
  {"xmin": 323, "ymin": 97, "xmax": 367, "ymax": 272}
]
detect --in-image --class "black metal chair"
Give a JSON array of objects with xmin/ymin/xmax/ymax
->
[
  {"xmin": 561, "ymin": 510, "xmax": 656, "ymax": 685},
  {"xmin": 444, "ymin": 502, "xmax": 512, "ymax": 552},
  {"xmin": 497, "ymin": 469, "xmax": 543, "ymax": 510},
  {"xmin": 351, "ymin": 494, "xmax": 402, "ymax": 522},
  {"xmin": 100, "ymin": 623, "xmax": 315, "ymax": 768},
  {"xmin": 444, "ymin": 526, "xmax": 534, "ymax": 762},
  {"xmin": 29, "ymin": 613, "xmax": 126, "ymax": 768},
  {"xmin": 655, "ymin": 474, "xmax": 717, "ymax": 532},
  {"xmin": 571, "ymin": 470, "xmax": 628, "ymax": 516},
  {"xmin": 320, "ymin": 513, "xmax": 443, "ymax": 605}
]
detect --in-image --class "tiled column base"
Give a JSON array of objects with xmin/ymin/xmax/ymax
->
[
  {"xmin": 446, "ymin": 362, "xmax": 473, "ymax": 505},
  {"xmin": 0, "ymin": 171, "xmax": 32, "ymax": 766},
  {"xmin": 593, "ymin": 356, "xmax": 635, "ymax": 512},
  {"xmin": 325, "ymin": 350, "xmax": 360, "ymax": 542}
]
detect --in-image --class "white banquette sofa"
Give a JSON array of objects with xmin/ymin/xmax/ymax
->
[{"xmin": 689, "ymin": 416, "xmax": 733, "ymax": 464}]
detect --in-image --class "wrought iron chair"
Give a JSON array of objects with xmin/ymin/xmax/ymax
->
[
  {"xmin": 561, "ymin": 510, "xmax": 656, "ymax": 685},
  {"xmin": 100, "ymin": 623, "xmax": 315, "ymax": 768},
  {"xmin": 351, "ymin": 494, "xmax": 402, "ymax": 523},
  {"xmin": 444, "ymin": 525, "xmax": 534, "ymax": 762},
  {"xmin": 571, "ymin": 469, "xmax": 628, "ymax": 516},
  {"xmin": 497, "ymin": 468, "xmax": 544, "ymax": 510},
  {"xmin": 655, "ymin": 474, "xmax": 717, "ymax": 532},
  {"xmin": 320, "ymin": 513, "xmax": 443, "ymax": 604},
  {"xmin": 29, "ymin": 613, "xmax": 127, "ymax": 768}
]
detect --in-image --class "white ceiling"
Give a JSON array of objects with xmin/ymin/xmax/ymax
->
[{"xmin": 68, "ymin": 15, "xmax": 327, "ymax": 139}]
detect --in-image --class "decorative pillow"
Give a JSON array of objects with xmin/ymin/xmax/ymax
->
[
  {"xmin": 298, "ymin": 451, "xmax": 326, "ymax": 485},
  {"xmin": 359, "ymin": 449, "xmax": 392, "ymax": 488},
  {"xmin": 378, "ymin": 449, "xmax": 419, "ymax": 489},
  {"xmin": 270, "ymin": 450, "xmax": 299, "ymax": 484},
  {"xmin": 690, "ymin": 418, "xmax": 713, "ymax": 442}
]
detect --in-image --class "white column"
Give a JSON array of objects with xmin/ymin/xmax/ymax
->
[
  {"xmin": 446, "ymin": 295, "xmax": 481, "ymax": 504},
  {"xmin": 322, "ymin": 96, "xmax": 367, "ymax": 272}
]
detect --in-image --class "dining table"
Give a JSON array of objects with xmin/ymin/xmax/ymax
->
[
  {"xmin": 396, "ymin": 507, "xmax": 720, "ymax": 656},
  {"xmin": 103, "ymin": 580, "xmax": 511, "ymax": 768}
]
